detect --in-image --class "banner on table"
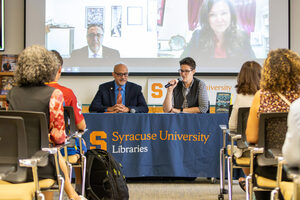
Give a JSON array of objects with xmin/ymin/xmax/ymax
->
[{"xmin": 83, "ymin": 113, "xmax": 228, "ymax": 178}]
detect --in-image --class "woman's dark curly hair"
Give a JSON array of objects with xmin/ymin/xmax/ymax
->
[
  {"xmin": 14, "ymin": 45, "xmax": 60, "ymax": 86},
  {"xmin": 260, "ymin": 48, "xmax": 300, "ymax": 92}
]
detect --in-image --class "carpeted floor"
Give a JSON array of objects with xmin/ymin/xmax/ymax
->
[
  {"xmin": 127, "ymin": 177, "xmax": 245, "ymax": 200},
  {"xmin": 58, "ymin": 177, "xmax": 245, "ymax": 199}
]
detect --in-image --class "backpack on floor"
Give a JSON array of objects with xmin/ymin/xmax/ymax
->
[{"xmin": 85, "ymin": 149, "xmax": 129, "ymax": 200}]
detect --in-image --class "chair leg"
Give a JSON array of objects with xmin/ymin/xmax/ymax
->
[
  {"xmin": 227, "ymin": 156, "xmax": 232, "ymax": 200},
  {"xmin": 271, "ymin": 188, "xmax": 279, "ymax": 200},
  {"xmin": 293, "ymin": 177, "xmax": 300, "ymax": 200},
  {"xmin": 218, "ymin": 148, "xmax": 227, "ymax": 200},
  {"xmin": 37, "ymin": 192, "xmax": 45, "ymax": 200},
  {"xmin": 58, "ymin": 175, "xmax": 65, "ymax": 200},
  {"xmin": 219, "ymin": 148, "xmax": 227, "ymax": 193},
  {"xmin": 246, "ymin": 175, "xmax": 251, "ymax": 200},
  {"xmin": 81, "ymin": 155, "xmax": 87, "ymax": 197},
  {"xmin": 67, "ymin": 162, "xmax": 73, "ymax": 183}
]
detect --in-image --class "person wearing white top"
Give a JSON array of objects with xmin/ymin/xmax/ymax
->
[
  {"xmin": 282, "ymin": 98, "xmax": 300, "ymax": 166},
  {"xmin": 228, "ymin": 60, "xmax": 262, "ymax": 192},
  {"xmin": 229, "ymin": 61, "xmax": 262, "ymax": 132},
  {"xmin": 229, "ymin": 94, "xmax": 255, "ymax": 132}
]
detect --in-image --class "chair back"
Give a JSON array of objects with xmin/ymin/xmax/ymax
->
[
  {"xmin": 206, "ymin": 101, "xmax": 210, "ymax": 113},
  {"xmin": 258, "ymin": 112, "xmax": 288, "ymax": 158},
  {"xmin": 228, "ymin": 104, "xmax": 233, "ymax": 118},
  {"xmin": 237, "ymin": 107, "xmax": 250, "ymax": 142},
  {"xmin": 0, "ymin": 111, "xmax": 49, "ymax": 157},
  {"xmin": 0, "ymin": 116, "xmax": 28, "ymax": 183},
  {"xmin": 64, "ymin": 106, "xmax": 77, "ymax": 137}
]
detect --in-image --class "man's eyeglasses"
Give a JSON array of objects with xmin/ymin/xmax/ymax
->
[
  {"xmin": 87, "ymin": 33, "xmax": 103, "ymax": 38},
  {"xmin": 114, "ymin": 72, "xmax": 129, "ymax": 77},
  {"xmin": 178, "ymin": 69, "xmax": 192, "ymax": 73}
]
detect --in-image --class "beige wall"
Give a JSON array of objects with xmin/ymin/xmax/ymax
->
[
  {"xmin": 290, "ymin": 0, "xmax": 300, "ymax": 53},
  {"xmin": 1, "ymin": 0, "xmax": 24, "ymax": 54},
  {"xmin": 2, "ymin": 0, "xmax": 300, "ymax": 104}
]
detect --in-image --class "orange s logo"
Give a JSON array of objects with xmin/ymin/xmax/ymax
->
[
  {"xmin": 90, "ymin": 131, "xmax": 107, "ymax": 150},
  {"xmin": 151, "ymin": 83, "xmax": 163, "ymax": 98}
]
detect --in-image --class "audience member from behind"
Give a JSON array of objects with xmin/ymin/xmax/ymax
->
[
  {"xmin": 246, "ymin": 48, "xmax": 300, "ymax": 200},
  {"xmin": 48, "ymin": 50, "xmax": 86, "ymax": 131},
  {"xmin": 163, "ymin": 57, "xmax": 209, "ymax": 113},
  {"xmin": 282, "ymin": 98, "xmax": 300, "ymax": 166},
  {"xmin": 71, "ymin": 24, "xmax": 120, "ymax": 59},
  {"xmin": 89, "ymin": 63, "xmax": 148, "ymax": 113},
  {"xmin": 229, "ymin": 61, "xmax": 261, "ymax": 132},
  {"xmin": 181, "ymin": 0, "xmax": 254, "ymax": 60},
  {"xmin": 6, "ymin": 45, "xmax": 84, "ymax": 200},
  {"xmin": 48, "ymin": 50, "xmax": 87, "ymax": 194},
  {"xmin": 228, "ymin": 61, "xmax": 261, "ymax": 192}
]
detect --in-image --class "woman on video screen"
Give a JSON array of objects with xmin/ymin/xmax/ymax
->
[{"xmin": 182, "ymin": 0, "xmax": 255, "ymax": 59}]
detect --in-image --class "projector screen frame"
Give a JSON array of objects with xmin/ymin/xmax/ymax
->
[
  {"xmin": 24, "ymin": 0, "xmax": 291, "ymax": 76},
  {"xmin": 0, "ymin": 0, "xmax": 4, "ymax": 51},
  {"xmin": 60, "ymin": 72, "xmax": 239, "ymax": 76}
]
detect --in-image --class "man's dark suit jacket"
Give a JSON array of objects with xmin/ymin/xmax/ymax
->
[
  {"xmin": 70, "ymin": 45, "xmax": 120, "ymax": 60},
  {"xmin": 89, "ymin": 81, "xmax": 149, "ymax": 113}
]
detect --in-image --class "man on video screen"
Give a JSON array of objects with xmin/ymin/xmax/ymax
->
[{"xmin": 70, "ymin": 24, "xmax": 120, "ymax": 59}]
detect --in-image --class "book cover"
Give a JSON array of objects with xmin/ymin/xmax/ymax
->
[
  {"xmin": 215, "ymin": 92, "xmax": 231, "ymax": 113},
  {"xmin": 0, "ymin": 101, "xmax": 5, "ymax": 109},
  {"xmin": 0, "ymin": 76, "xmax": 14, "ymax": 95},
  {"xmin": 1, "ymin": 54, "xmax": 18, "ymax": 72}
]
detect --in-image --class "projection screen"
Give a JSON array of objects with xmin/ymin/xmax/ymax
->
[{"xmin": 25, "ymin": 0, "xmax": 289, "ymax": 74}]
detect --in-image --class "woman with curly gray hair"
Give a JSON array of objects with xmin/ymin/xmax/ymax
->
[
  {"xmin": 7, "ymin": 45, "xmax": 83, "ymax": 200},
  {"xmin": 14, "ymin": 45, "xmax": 59, "ymax": 87}
]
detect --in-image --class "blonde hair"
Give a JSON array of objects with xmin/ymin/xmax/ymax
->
[
  {"xmin": 260, "ymin": 48, "xmax": 300, "ymax": 92},
  {"xmin": 14, "ymin": 45, "xmax": 59, "ymax": 86}
]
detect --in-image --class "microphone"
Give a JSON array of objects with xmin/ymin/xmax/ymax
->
[
  {"xmin": 165, "ymin": 78, "xmax": 182, "ymax": 88},
  {"xmin": 130, "ymin": 108, "xmax": 136, "ymax": 113}
]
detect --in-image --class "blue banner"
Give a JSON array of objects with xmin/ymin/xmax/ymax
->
[{"xmin": 83, "ymin": 113, "xmax": 228, "ymax": 178}]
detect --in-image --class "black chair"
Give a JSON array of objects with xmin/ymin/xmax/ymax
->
[
  {"xmin": 0, "ymin": 110, "xmax": 65, "ymax": 200},
  {"xmin": 0, "ymin": 115, "xmax": 48, "ymax": 199},
  {"xmin": 219, "ymin": 107, "xmax": 250, "ymax": 200},
  {"xmin": 63, "ymin": 106, "xmax": 87, "ymax": 196},
  {"xmin": 270, "ymin": 157, "xmax": 297, "ymax": 200},
  {"xmin": 246, "ymin": 112, "xmax": 288, "ymax": 200},
  {"xmin": 227, "ymin": 107, "xmax": 250, "ymax": 199},
  {"xmin": 0, "ymin": 116, "xmax": 28, "ymax": 182}
]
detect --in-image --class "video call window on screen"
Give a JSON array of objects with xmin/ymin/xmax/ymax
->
[
  {"xmin": 45, "ymin": 0, "xmax": 269, "ymax": 59},
  {"xmin": 26, "ymin": 0, "xmax": 288, "ymax": 73}
]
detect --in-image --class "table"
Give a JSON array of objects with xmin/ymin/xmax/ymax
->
[{"xmin": 83, "ymin": 113, "xmax": 228, "ymax": 178}]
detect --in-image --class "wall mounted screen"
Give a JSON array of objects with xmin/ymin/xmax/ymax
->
[
  {"xmin": 25, "ymin": 0, "xmax": 289, "ymax": 74},
  {"xmin": 0, "ymin": 0, "xmax": 4, "ymax": 51}
]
